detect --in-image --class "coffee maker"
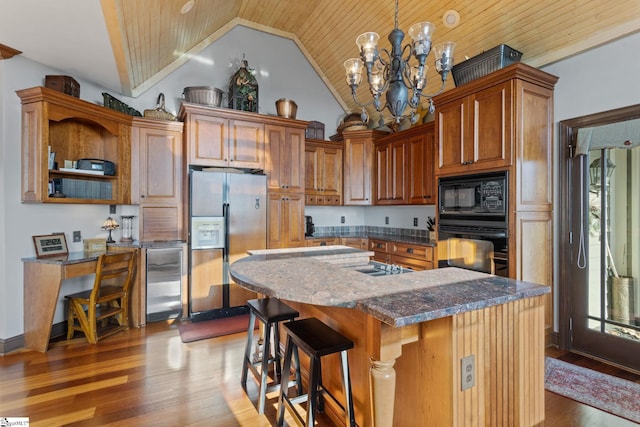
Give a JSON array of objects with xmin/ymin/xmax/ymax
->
[{"xmin": 305, "ymin": 215, "xmax": 315, "ymax": 237}]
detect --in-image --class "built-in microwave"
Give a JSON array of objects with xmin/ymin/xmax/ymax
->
[{"xmin": 438, "ymin": 171, "xmax": 508, "ymax": 229}]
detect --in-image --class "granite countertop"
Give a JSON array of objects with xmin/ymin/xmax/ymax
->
[
  {"xmin": 22, "ymin": 240, "xmax": 186, "ymax": 264},
  {"xmin": 230, "ymin": 246, "xmax": 550, "ymax": 327},
  {"xmin": 306, "ymin": 231, "xmax": 436, "ymax": 246}
]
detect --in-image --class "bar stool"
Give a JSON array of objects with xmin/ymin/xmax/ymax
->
[
  {"xmin": 277, "ymin": 317, "xmax": 356, "ymax": 427},
  {"xmin": 241, "ymin": 298, "xmax": 301, "ymax": 414}
]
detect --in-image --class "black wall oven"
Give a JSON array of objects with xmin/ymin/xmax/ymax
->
[{"xmin": 437, "ymin": 171, "xmax": 509, "ymax": 277}]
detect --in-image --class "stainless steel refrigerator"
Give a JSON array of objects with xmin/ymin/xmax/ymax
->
[{"xmin": 189, "ymin": 168, "xmax": 266, "ymax": 321}]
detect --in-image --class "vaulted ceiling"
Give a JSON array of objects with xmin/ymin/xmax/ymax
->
[{"xmin": 3, "ymin": 0, "xmax": 640, "ymax": 116}]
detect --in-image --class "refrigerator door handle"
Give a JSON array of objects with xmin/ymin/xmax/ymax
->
[
  {"xmin": 223, "ymin": 202, "xmax": 230, "ymax": 262},
  {"xmin": 255, "ymin": 197, "xmax": 260, "ymax": 209}
]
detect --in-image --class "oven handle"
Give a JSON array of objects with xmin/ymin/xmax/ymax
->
[{"xmin": 438, "ymin": 226, "xmax": 508, "ymax": 239}]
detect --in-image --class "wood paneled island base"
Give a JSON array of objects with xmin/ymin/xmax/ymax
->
[{"xmin": 230, "ymin": 246, "xmax": 549, "ymax": 426}]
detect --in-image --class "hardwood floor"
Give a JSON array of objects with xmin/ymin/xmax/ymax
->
[{"xmin": 1, "ymin": 321, "xmax": 638, "ymax": 426}]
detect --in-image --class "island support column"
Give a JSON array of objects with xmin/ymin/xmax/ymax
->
[{"xmin": 366, "ymin": 316, "xmax": 403, "ymax": 427}]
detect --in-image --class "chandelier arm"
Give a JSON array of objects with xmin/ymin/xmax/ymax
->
[
  {"xmin": 378, "ymin": 48, "xmax": 392, "ymax": 66},
  {"xmin": 350, "ymin": 87, "xmax": 376, "ymax": 109},
  {"xmin": 417, "ymin": 79, "xmax": 448, "ymax": 99},
  {"xmin": 401, "ymin": 43, "xmax": 412, "ymax": 62}
]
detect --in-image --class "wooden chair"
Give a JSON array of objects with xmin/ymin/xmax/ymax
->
[{"xmin": 66, "ymin": 251, "xmax": 136, "ymax": 344}]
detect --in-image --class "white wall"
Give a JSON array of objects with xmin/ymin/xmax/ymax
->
[
  {"xmin": 543, "ymin": 32, "xmax": 640, "ymax": 122},
  {"xmin": 0, "ymin": 25, "xmax": 344, "ymax": 340},
  {"xmin": 305, "ymin": 205, "xmax": 437, "ymax": 231}
]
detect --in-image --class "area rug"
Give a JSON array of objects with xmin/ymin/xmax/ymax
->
[
  {"xmin": 545, "ymin": 356, "xmax": 640, "ymax": 423},
  {"xmin": 178, "ymin": 314, "xmax": 254, "ymax": 343}
]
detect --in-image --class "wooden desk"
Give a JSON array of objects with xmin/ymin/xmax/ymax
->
[{"xmin": 22, "ymin": 249, "xmax": 142, "ymax": 352}]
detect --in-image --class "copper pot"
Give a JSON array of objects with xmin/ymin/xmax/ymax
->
[{"xmin": 275, "ymin": 98, "xmax": 297, "ymax": 119}]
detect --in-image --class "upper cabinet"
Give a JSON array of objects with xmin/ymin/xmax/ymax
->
[
  {"xmin": 375, "ymin": 136, "xmax": 408, "ymax": 205},
  {"xmin": 179, "ymin": 103, "xmax": 265, "ymax": 169},
  {"xmin": 435, "ymin": 81, "xmax": 512, "ymax": 175},
  {"xmin": 305, "ymin": 139, "xmax": 343, "ymax": 206},
  {"xmin": 407, "ymin": 123, "xmax": 435, "ymax": 204},
  {"xmin": 341, "ymin": 129, "xmax": 389, "ymax": 206},
  {"xmin": 17, "ymin": 86, "xmax": 132, "ymax": 204},
  {"xmin": 265, "ymin": 124, "xmax": 305, "ymax": 192},
  {"xmin": 131, "ymin": 117, "xmax": 185, "ymax": 241},
  {"xmin": 371, "ymin": 122, "xmax": 435, "ymax": 206}
]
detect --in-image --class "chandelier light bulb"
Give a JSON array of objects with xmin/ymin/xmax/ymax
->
[
  {"xmin": 408, "ymin": 22, "xmax": 435, "ymax": 57},
  {"xmin": 435, "ymin": 42, "xmax": 456, "ymax": 73},
  {"xmin": 356, "ymin": 32, "xmax": 379, "ymax": 63},
  {"xmin": 344, "ymin": 58, "xmax": 363, "ymax": 87}
]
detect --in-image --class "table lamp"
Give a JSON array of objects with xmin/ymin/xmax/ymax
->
[{"xmin": 101, "ymin": 217, "xmax": 119, "ymax": 243}]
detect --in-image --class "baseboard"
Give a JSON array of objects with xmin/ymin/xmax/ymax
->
[
  {"xmin": 0, "ymin": 334, "xmax": 24, "ymax": 355},
  {"xmin": 0, "ymin": 321, "xmax": 67, "ymax": 355},
  {"xmin": 546, "ymin": 331, "xmax": 559, "ymax": 348}
]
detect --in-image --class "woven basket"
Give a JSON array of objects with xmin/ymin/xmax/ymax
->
[{"xmin": 143, "ymin": 93, "xmax": 176, "ymax": 121}]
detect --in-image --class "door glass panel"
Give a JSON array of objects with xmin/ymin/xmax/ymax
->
[{"xmin": 587, "ymin": 147, "xmax": 640, "ymax": 342}]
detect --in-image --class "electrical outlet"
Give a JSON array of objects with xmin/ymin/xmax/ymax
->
[
  {"xmin": 341, "ymin": 216, "xmax": 345, "ymax": 224},
  {"xmin": 73, "ymin": 230, "xmax": 82, "ymax": 242},
  {"xmin": 109, "ymin": 204, "xmax": 116, "ymax": 214},
  {"xmin": 413, "ymin": 217, "xmax": 418, "ymax": 227},
  {"xmin": 461, "ymin": 355, "xmax": 475, "ymax": 391},
  {"xmin": 385, "ymin": 216, "xmax": 389, "ymax": 225}
]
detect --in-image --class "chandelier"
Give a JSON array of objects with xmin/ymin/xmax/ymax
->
[{"xmin": 344, "ymin": 0, "xmax": 456, "ymax": 126}]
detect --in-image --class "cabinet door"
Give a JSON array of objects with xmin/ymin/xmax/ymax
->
[
  {"xmin": 375, "ymin": 139, "xmax": 407, "ymax": 205},
  {"xmin": 321, "ymin": 146, "xmax": 342, "ymax": 205},
  {"xmin": 408, "ymin": 129, "xmax": 435, "ymax": 204},
  {"xmin": 436, "ymin": 98, "xmax": 467, "ymax": 174},
  {"xmin": 229, "ymin": 120, "xmax": 264, "ymax": 169},
  {"xmin": 469, "ymin": 81, "xmax": 512, "ymax": 170},
  {"xmin": 304, "ymin": 144, "xmax": 320, "ymax": 200},
  {"xmin": 138, "ymin": 126, "xmax": 182, "ymax": 205},
  {"xmin": 187, "ymin": 114, "xmax": 228, "ymax": 167},
  {"xmin": 136, "ymin": 123, "xmax": 184, "ymax": 241},
  {"xmin": 343, "ymin": 136, "xmax": 373, "ymax": 205},
  {"xmin": 266, "ymin": 125, "xmax": 304, "ymax": 192},
  {"xmin": 267, "ymin": 192, "xmax": 305, "ymax": 248}
]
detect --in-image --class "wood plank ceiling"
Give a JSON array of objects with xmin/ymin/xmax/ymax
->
[{"xmin": 101, "ymin": 0, "xmax": 640, "ymax": 118}]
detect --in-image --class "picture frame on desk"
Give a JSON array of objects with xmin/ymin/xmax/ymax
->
[{"xmin": 32, "ymin": 233, "xmax": 68, "ymax": 258}]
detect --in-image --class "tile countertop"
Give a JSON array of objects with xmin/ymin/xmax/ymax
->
[{"xmin": 231, "ymin": 246, "xmax": 550, "ymax": 327}]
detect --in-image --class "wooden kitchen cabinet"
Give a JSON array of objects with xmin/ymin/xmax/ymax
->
[
  {"xmin": 407, "ymin": 123, "xmax": 435, "ymax": 204},
  {"xmin": 265, "ymin": 124, "xmax": 305, "ymax": 192},
  {"xmin": 179, "ymin": 103, "xmax": 265, "ymax": 169},
  {"xmin": 341, "ymin": 237, "xmax": 368, "ymax": 250},
  {"xmin": 305, "ymin": 139, "xmax": 343, "ymax": 206},
  {"xmin": 305, "ymin": 237, "xmax": 340, "ymax": 247},
  {"xmin": 374, "ymin": 137, "xmax": 408, "ymax": 205},
  {"xmin": 17, "ymin": 86, "xmax": 132, "ymax": 204},
  {"xmin": 267, "ymin": 192, "xmax": 306, "ymax": 248},
  {"xmin": 369, "ymin": 238, "xmax": 435, "ymax": 270},
  {"xmin": 369, "ymin": 239, "xmax": 390, "ymax": 263},
  {"xmin": 372, "ymin": 122, "xmax": 435, "ymax": 205},
  {"xmin": 341, "ymin": 129, "xmax": 388, "ymax": 205},
  {"xmin": 435, "ymin": 80, "xmax": 512, "ymax": 175},
  {"xmin": 390, "ymin": 241, "xmax": 435, "ymax": 270},
  {"xmin": 131, "ymin": 117, "xmax": 185, "ymax": 241},
  {"xmin": 434, "ymin": 62, "xmax": 558, "ymax": 339}
]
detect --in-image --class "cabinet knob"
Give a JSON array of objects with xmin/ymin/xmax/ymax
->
[{"xmin": 407, "ymin": 248, "xmax": 414, "ymax": 254}]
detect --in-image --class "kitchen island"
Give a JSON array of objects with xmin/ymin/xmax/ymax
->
[{"xmin": 230, "ymin": 246, "xmax": 550, "ymax": 427}]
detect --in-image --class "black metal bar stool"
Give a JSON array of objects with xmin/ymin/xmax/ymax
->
[
  {"xmin": 277, "ymin": 317, "xmax": 356, "ymax": 427},
  {"xmin": 241, "ymin": 298, "xmax": 301, "ymax": 414}
]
